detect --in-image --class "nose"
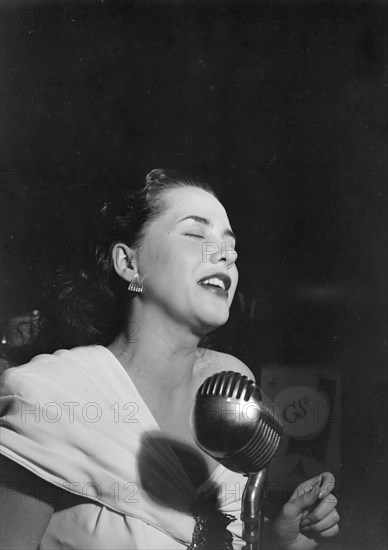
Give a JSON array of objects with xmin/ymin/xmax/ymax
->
[{"xmin": 205, "ymin": 240, "xmax": 237, "ymax": 267}]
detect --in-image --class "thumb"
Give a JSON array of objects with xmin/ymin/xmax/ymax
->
[{"xmin": 282, "ymin": 476, "xmax": 322, "ymax": 520}]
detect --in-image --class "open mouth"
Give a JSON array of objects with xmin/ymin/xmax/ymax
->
[{"xmin": 197, "ymin": 273, "xmax": 231, "ymax": 295}]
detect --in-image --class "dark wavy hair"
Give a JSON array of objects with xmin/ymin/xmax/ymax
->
[{"xmin": 34, "ymin": 169, "xmax": 216, "ymax": 353}]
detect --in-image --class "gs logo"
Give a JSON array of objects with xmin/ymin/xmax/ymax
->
[{"xmin": 276, "ymin": 386, "xmax": 330, "ymax": 440}]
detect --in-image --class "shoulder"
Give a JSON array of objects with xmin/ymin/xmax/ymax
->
[
  {"xmin": 0, "ymin": 345, "xmax": 109, "ymax": 399},
  {"xmin": 215, "ymin": 351, "xmax": 256, "ymax": 381},
  {"xmin": 195, "ymin": 348, "xmax": 256, "ymax": 382}
]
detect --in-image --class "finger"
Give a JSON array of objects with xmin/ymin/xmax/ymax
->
[
  {"xmin": 300, "ymin": 493, "xmax": 338, "ymax": 526},
  {"xmin": 316, "ymin": 523, "xmax": 340, "ymax": 538},
  {"xmin": 288, "ymin": 472, "xmax": 335, "ymax": 503},
  {"xmin": 282, "ymin": 478, "xmax": 322, "ymax": 520},
  {"xmin": 301, "ymin": 508, "xmax": 340, "ymax": 534},
  {"xmin": 317, "ymin": 472, "xmax": 335, "ymax": 499},
  {"xmin": 289, "ymin": 474, "xmax": 323, "ymax": 502}
]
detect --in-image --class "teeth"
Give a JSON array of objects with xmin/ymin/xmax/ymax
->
[{"xmin": 200, "ymin": 277, "xmax": 226, "ymax": 290}]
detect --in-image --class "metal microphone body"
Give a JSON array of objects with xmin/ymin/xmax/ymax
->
[{"xmin": 190, "ymin": 371, "xmax": 282, "ymax": 550}]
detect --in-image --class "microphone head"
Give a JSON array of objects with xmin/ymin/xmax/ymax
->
[{"xmin": 190, "ymin": 371, "xmax": 282, "ymax": 474}]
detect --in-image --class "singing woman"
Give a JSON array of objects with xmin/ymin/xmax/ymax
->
[{"xmin": 0, "ymin": 169, "xmax": 339, "ymax": 549}]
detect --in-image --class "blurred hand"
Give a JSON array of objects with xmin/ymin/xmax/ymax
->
[{"xmin": 271, "ymin": 472, "xmax": 339, "ymax": 550}]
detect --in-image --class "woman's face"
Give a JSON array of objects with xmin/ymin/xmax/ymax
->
[{"xmin": 137, "ymin": 186, "xmax": 238, "ymax": 336}]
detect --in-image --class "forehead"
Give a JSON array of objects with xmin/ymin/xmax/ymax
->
[{"xmin": 161, "ymin": 186, "xmax": 230, "ymax": 223}]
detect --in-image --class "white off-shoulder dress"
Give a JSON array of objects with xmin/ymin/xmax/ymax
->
[{"xmin": 0, "ymin": 345, "xmax": 247, "ymax": 549}]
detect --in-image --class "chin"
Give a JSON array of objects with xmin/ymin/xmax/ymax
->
[{"xmin": 200, "ymin": 310, "xmax": 230, "ymax": 335}]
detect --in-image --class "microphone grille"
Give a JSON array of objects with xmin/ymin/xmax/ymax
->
[
  {"xmin": 198, "ymin": 370, "xmax": 257, "ymax": 400},
  {"xmin": 191, "ymin": 371, "xmax": 282, "ymax": 474}
]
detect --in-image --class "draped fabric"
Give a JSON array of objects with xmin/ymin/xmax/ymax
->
[{"xmin": 0, "ymin": 345, "xmax": 246, "ymax": 549}]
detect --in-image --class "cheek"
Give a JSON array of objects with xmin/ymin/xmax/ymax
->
[
  {"xmin": 228, "ymin": 266, "xmax": 239, "ymax": 300},
  {"xmin": 141, "ymin": 241, "xmax": 190, "ymax": 291},
  {"xmin": 231, "ymin": 265, "xmax": 239, "ymax": 288},
  {"xmin": 139, "ymin": 241, "xmax": 166, "ymax": 286}
]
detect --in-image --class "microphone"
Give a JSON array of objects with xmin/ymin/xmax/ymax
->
[{"xmin": 190, "ymin": 371, "xmax": 282, "ymax": 550}]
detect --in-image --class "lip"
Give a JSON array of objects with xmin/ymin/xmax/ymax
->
[
  {"xmin": 197, "ymin": 272, "xmax": 232, "ymax": 292},
  {"xmin": 199, "ymin": 284, "xmax": 229, "ymax": 298}
]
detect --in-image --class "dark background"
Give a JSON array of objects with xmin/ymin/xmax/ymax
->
[{"xmin": 0, "ymin": 2, "xmax": 387, "ymax": 549}]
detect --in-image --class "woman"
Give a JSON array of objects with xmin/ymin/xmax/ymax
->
[{"xmin": 0, "ymin": 169, "xmax": 339, "ymax": 549}]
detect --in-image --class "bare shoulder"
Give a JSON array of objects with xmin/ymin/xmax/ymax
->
[
  {"xmin": 216, "ymin": 351, "xmax": 256, "ymax": 381},
  {"xmin": 195, "ymin": 348, "xmax": 255, "ymax": 383}
]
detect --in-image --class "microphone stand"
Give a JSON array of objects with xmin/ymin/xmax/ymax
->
[{"xmin": 241, "ymin": 469, "xmax": 267, "ymax": 550}]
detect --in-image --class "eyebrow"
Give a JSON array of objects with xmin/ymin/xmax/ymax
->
[{"xmin": 178, "ymin": 215, "xmax": 236, "ymax": 241}]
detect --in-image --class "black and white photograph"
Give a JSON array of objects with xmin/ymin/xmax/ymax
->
[{"xmin": 0, "ymin": 2, "xmax": 386, "ymax": 549}]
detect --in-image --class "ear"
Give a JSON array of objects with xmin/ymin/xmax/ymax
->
[{"xmin": 112, "ymin": 243, "xmax": 139, "ymax": 284}]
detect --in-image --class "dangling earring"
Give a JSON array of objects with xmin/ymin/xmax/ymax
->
[{"xmin": 128, "ymin": 273, "xmax": 143, "ymax": 293}]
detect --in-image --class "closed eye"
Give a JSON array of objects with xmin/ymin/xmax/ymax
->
[{"xmin": 185, "ymin": 233, "xmax": 204, "ymax": 239}]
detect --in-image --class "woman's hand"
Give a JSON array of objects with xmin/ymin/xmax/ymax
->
[{"xmin": 271, "ymin": 472, "xmax": 340, "ymax": 550}]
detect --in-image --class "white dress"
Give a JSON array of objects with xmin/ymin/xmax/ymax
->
[{"xmin": 0, "ymin": 345, "xmax": 247, "ymax": 549}]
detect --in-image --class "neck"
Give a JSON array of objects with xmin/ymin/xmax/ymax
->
[{"xmin": 108, "ymin": 299, "xmax": 202, "ymax": 391}]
